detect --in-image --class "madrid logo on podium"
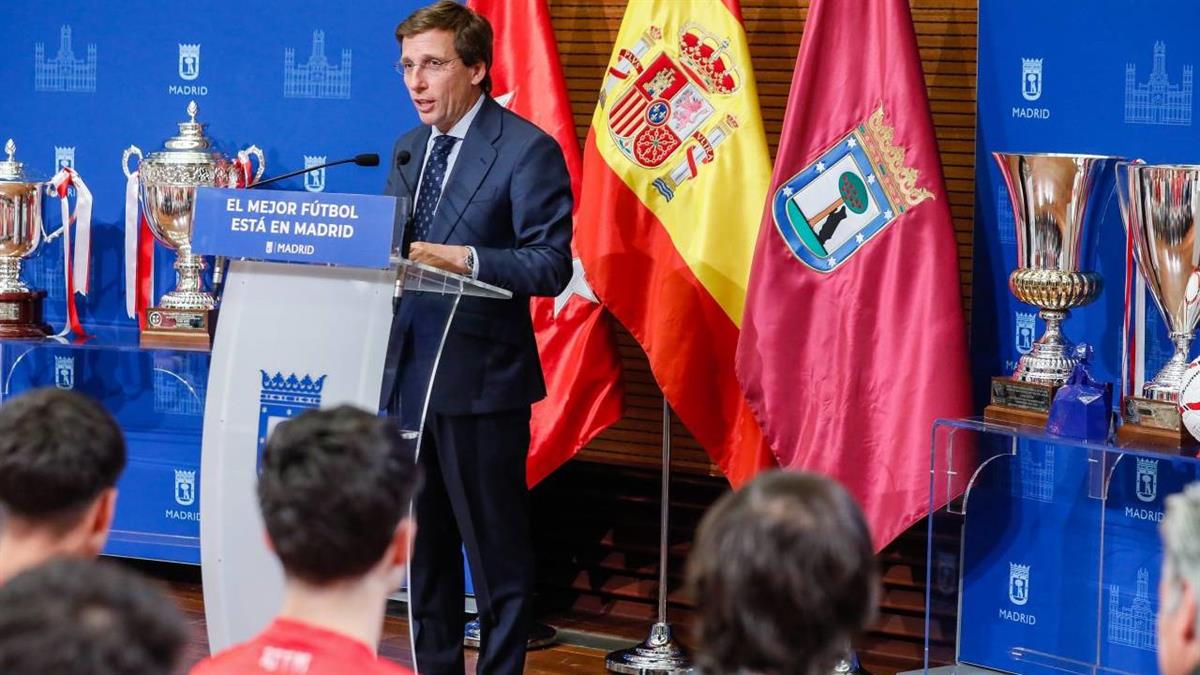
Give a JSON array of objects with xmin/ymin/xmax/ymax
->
[
  {"xmin": 257, "ymin": 371, "xmax": 327, "ymax": 467},
  {"xmin": 173, "ymin": 469, "xmax": 196, "ymax": 507},
  {"xmin": 284, "ymin": 30, "xmax": 352, "ymax": 100},
  {"xmin": 34, "ymin": 26, "xmax": 97, "ymax": 93},
  {"xmin": 54, "ymin": 356, "xmax": 74, "ymax": 390},
  {"xmin": 1125, "ymin": 41, "xmax": 1193, "ymax": 126},
  {"xmin": 1008, "ymin": 562, "xmax": 1030, "ymax": 606},
  {"xmin": 303, "ymin": 155, "xmax": 326, "ymax": 192}
]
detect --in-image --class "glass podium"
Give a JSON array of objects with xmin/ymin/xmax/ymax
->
[
  {"xmin": 923, "ymin": 417, "xmax": 1189, "ymax": 674},
  {"xmin": 0, "ymin": 329, "xmax": 209, "ymax": 563}
]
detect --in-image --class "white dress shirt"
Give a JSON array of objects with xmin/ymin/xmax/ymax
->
[{"xmin": 414, "ymin": 93, "xmax": 486, "ymax": 278}]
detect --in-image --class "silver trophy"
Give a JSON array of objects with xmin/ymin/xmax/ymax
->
[
  {"xmin": 1116, "ymin": 162, "xmax": 1200, "ymax": 441},
  {"xmin": 989, "ymin": 152, "xmax": 1117, "ymax": 419},
  {"xmin": 0, "ymin": 139, "xmax": 51, "ymax": 337},
  {"xmin": 122, "ymin": 101, "xmax": 263, "ymax": 346}
]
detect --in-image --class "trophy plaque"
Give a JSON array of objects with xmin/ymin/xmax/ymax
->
[
  {"xmin": 123, "ymin": 101, "xmax": 263, "ymax": 349},
  {"xmin": 1115, "ymin": 162, "xmax": 1200, "ymax": 446},
  {"xmin": 0, "ymin": 140, "xmax": 51, "ymax": 338},
  {"xmin": 987, "ymin": 152, "xmax": 1117, "ymax": 425}
]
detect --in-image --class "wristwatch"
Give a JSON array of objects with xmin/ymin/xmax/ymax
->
[{"xmin": 463, "ymin": 247, "xmax": 476, "ymax": 275}]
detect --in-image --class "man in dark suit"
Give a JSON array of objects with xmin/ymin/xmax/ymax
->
[{"xmin": 379, "ymin": 2, "xmax": 573, "ymax": 674}]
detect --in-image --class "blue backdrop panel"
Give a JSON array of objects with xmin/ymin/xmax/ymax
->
[
  {"xmin": 0, "ymin": 1, "xmax": 426, "ymax": 564},
  {"xmin": 960, "ymin": 440, "xmax": 1100, "ymax": 673},
  {"xmin": 968, "ymin": 1, "xmax": 1200, "ymax": 671},
  {"xmin": 974, "ymin": 0, "xmax": 1200, "ymax": 408}
]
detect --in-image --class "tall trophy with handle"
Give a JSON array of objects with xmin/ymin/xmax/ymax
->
[
  {"xmin": 1116, "ymin": 161, "xmax": 1200, "ymax": 445},
  {"xmin": 987, "ymin": 152, "xmax": 1118, "ymax": 425},
  {"xmin": 123, "ymin": 101, "xmax": 263, "ymax": 349}
]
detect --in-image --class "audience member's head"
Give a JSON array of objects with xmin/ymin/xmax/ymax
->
[
  {"xmin": 0, "ymin": 557, "xmax": 186, "ymax": 674},
  {"xmin": 0, "ymin": 388, "xmax": 126, "ymax": 579},
  {"xmin": 259, "ymin": 405, "xmax": 421, "ymax": 590},
  {"xmin": 686, "ymin": 470, "xmax": 878, "ymax": 675},
  {"xmin": 1159, "ymin": 482, "xmax": 1200, "ymax": 675}
]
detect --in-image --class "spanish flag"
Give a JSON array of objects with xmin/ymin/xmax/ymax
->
[{"xmin": 575, "ymin": 0, "xmax": 774, "ymax": 484}]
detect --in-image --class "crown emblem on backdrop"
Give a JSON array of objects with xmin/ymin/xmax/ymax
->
[
  {"xmin": 1009, "ymin": 562, "xmax": 1031, "ymax": 577},
  {"xmin": 677, "ymin": 23, "xmax": 739, "ymax": 95},
  {"xmin": 1136, "ymin": 457, "xmax": 1158, "ymax": 472},
  {"xmin": 259, "ymin": 371, "xmax": 327, "ymax": 407}
]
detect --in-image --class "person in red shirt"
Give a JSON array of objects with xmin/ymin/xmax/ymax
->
[{"xmin": 191, "ymin": 405, "xmax": 422, "ymax": 675}]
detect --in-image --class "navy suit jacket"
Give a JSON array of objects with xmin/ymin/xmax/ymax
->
[{"xmin": 379, "ymin": 96, "xmax": 573, "ymax": 416}]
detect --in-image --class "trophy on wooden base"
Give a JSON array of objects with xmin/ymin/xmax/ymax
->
[
  {"xmin": 986, "ymin": 152, "xmax": 1117, "ymax": 426},
  {"xmin": 1115, "ymin": 161, "xmax": 1200, "ymax": 447},
  {"xmin": 0, "ymin": 139, "xmax": 52, "ymax": 338},
  {"xmin": 123, "ymin": 101, "xmax": 263, "ymax": 349}
]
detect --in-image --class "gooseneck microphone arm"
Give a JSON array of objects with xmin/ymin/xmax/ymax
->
[
  {"xmin": 393, "ymin": 150, "xmax": 415, "ymax": 310},
  {"xmin": 248, "ymin": 153, "xmax": 380, "ymax": 189}
]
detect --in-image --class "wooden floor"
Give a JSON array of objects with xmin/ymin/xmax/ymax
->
[
  {"xmin": 136, "ymin": 561, "xmax": 611, "ymax": 674},
  {"xmin": 129, "ymin": 559, "xmax": 905, "ymax": 674}
]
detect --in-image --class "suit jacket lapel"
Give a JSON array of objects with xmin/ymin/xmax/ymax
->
[
  {"xmin": 432, "ymin": 97, "xmax": 501, "ymax": 244},
  {"xmin": 403, "ymin": 129, "xmax": 429, "ymax": 209}
]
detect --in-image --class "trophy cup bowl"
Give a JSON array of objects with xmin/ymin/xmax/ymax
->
[
  {"xmin": 122, "ymin": 101, "xmax": 263, "ymax": 347},
  {"xmin": 1116, "ymin": 161, "xmax": 1200, "ymax": 443},
  {"xmin": 987, "ymin": 152, "xmax": 1117, "ymax": 422},
  {"xmin": 0, "ymin": 139, "xmax": 51, "ymax": 337}
]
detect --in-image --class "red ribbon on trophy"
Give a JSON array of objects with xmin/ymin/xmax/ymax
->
[{"xmin": 46, "ymin": 167, "xmax": 92, "ymax": 338}]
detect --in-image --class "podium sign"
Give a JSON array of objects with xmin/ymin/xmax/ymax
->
[{"xmin": 192, "ymin": 187, "xmax": 395, "ymax": 268}]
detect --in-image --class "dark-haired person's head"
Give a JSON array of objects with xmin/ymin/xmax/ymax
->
[
  {"xmin": 395, "ymin": 0, "xmax": 493, "ymax": 132},
  {"xmin": 0, "ymin": 388, "xmax": 126, "ymax": 580},
  {"xmin": 259, "ymin": 405, "xmax": 420, "ymax": 589},
  {"xmin": 0, "ymin": 557, "xmax": 186, "ymax": 675},
  {"xmin": 686, "ymin": 470, "xmax": 879, "ymax": 675}
]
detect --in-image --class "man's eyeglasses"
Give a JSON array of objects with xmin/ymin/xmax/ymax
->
[{"xmin": 395, "ymin": 57, "xmax": 463, "ymax": 76}]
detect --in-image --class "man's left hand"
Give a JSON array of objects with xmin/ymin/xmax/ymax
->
[{"xmin": 409, "ymin": 242, "xmax": 471, "ymax": 275}]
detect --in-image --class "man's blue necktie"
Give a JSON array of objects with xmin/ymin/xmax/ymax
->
[{"xmin": 409, "ymin": 135, "xmax": 458, "ymax": 245}]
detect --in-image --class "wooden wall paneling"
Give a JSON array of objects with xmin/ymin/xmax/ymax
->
[{"xmin": 537, "ymin": 1, "xmax": 978, "ymax": 671}]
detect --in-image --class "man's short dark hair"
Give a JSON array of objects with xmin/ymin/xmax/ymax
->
[
  {"xmin": 0, "ymin": 388, "xmax": 125, "ymax": 524},
  {"xmin": 395, "ymin": 0, "xmax": 494, "ymax": 94},
  {"xmin": 0, "ymin": 557, "xmax": 186, "ymax": 675},
  {"xmin": 258, "ymin": 405, "xmax": 420, "ymax": 584},
  {"xmin": 686, "ymin": 470, "xmax": 879, "ymax": 675}
]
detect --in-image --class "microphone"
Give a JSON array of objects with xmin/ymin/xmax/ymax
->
[{"xmin": 248, "ymin": 153, "xmax": 380, "ymax": 189}]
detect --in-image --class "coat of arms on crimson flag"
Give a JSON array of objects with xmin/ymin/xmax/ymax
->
[{"xmin": 770, "ymin": 106, "xmax": 934, "ymax": 273}]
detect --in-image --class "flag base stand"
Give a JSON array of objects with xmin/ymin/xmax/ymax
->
[
  {"xmin": 606, "ymin": 398, "xmax": 693, "ymax": 674},
  {"xmin": 605, "ymin": 622, "xmax": 692, "ymax": 674},
  {"xmin": 832, "ymin": 650, "xmax": 871, "ymax": 674},
  {"xmin": 463, "ymin": 618, "xmax": 558, "ymax": 650}
]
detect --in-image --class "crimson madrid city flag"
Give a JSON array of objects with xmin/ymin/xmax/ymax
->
[{"xmin": 736, "ymin": 0, "xmax": 972, "ymax": 549}]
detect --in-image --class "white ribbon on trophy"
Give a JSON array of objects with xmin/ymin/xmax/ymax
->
[
  {"xmin": 45, "ymin": 166, "xmax": 92, "ymax": 337},
  {"xmin": 124, "ymin": 168, "xmax": 152, "ymax": 321}
]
